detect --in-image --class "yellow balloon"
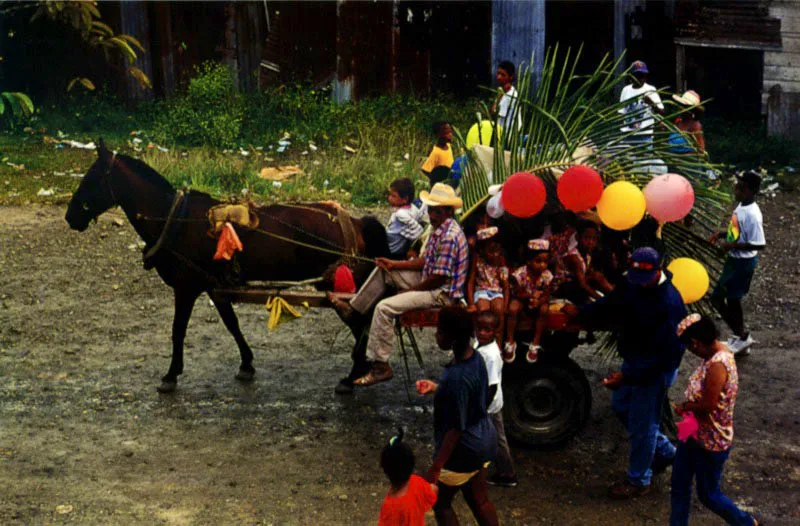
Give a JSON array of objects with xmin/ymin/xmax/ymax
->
[
  {"xmin": 466, "ymin": 120, "xmax": 501, "ymax": 149},
  {"xmin": 667, "ymin": 258, "xmax": 710, "ymax": 304},
  {"xmin": 596, "ymin": 181, "xmax": 646, "ymax": 231}
]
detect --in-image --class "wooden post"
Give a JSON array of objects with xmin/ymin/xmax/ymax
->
[
  {"xmin": 491, "ymin": 0, "xmax": 545, "ymax": 89},
  {"xmin": 152, "ymin": 3, "xmax": 175, "ymax": 97},
  {"xmin": 675, "ymin": 43, "xmax": 686, "ymax": 93},
  {"xmin": 119, "ymin": 0, "xmax": 154, "ymax": 100}
]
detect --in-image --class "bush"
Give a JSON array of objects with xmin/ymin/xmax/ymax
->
[{"xmin": 152, "ymin": 62, "xmax": 244, "ymax": 147}]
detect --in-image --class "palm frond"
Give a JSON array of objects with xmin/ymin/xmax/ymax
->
[{"xmin": 455, "ymin": 47, "xmax": 732, "ymax": 356}]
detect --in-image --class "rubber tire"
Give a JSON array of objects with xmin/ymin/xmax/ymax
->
[{"xmin": 502, "ymin": 356, "xmax": 591, "ymax": 448}]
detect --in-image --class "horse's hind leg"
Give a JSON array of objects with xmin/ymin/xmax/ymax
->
[
  {"xmin": 158, "ymin": 289, "xmax": 200, "ymax": 393},
  {"xmin": 212, "ymin": 299, "xmax": 256, "ymax": 382}
]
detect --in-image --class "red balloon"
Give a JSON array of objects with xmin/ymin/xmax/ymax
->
[
  {"xmin": 557, "ymin": 165, "xmax": 604, "ymax": 212},
  {"xmin": 501, "ymin": 172, "xmax": 546, "ymax": 218}
]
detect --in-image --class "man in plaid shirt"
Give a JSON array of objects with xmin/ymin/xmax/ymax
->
[{"xmin": 329, "ymin": 183, "xmax": 469, "ymax": 387}]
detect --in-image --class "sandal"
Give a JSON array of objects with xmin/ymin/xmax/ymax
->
[
  {"xmin": 353, "ymin": 363, "xmax": 393, "ymax": 386},
  {"xmin": 503, "ymin": 342, "xmax": 517, "ymax": 364},
  {"xmin": 526, "ymin": 344, "xmax": 541, "ymax": 363}
]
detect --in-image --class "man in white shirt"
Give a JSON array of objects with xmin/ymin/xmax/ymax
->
[
  {"xmin": 474, "ymin": 311, "xmax": 518, "ymax": 487},
  {"xmin": 619, "ymin": 61, "xmax": 664, "ymax": 146},
  {"xmin": 709, "ymin": 171, "xmax": 766, "ymax": 355},
  {"xmin": 493, "ymin": 60, "xmax": 522, "ymax": 135}
]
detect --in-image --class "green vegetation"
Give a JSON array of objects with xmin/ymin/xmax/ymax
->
[{"xmin": 0, "ymin": 61, "xmax": 797, "ymax": 209}]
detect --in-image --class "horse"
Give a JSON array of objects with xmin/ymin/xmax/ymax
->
[{"xmin": 66, "ymin": 140, "xmax": 388, "ymax": 393}]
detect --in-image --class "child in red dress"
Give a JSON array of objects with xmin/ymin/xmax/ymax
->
[{"xmin": 378, "ymin": 429, "xmax": 438, "ymax": 526}]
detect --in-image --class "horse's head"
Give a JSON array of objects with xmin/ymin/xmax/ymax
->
[{"xmin": 66, "ymin": 139, "xmax": 118, "ymax": 231}]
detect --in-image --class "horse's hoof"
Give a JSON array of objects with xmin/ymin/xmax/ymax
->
[
  {"xmin": 334, "ymin": 380, "xmax": 354, "ymax": 395},
  {"xmin": 235, "ymin": 369, "xmax": 255, "ymax": 382},
  {"xmin": 157, "ymin": 381, "xmax": 177, "ymax": 393}
]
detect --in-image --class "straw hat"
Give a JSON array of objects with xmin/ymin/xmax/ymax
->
[
  {"xmin": 420, "ymin": 183, "xmax": 463, "ymax": 208},
  {"xmin": 672, "ymin": 90, "xmax": 703, "ymax": 109}
]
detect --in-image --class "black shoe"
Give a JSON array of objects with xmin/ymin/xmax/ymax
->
[
  {"xmin": 488, "ymin": 474, "xmax": 519, "ymax": 487},
  {"xmin": 651, "ymin": 454, "xmax": 675, "ymax": 475}
]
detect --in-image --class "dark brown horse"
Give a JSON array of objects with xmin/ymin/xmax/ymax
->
[{"xmin": 66, "ymin": 140, "xmax": 387, "ymax": 392}]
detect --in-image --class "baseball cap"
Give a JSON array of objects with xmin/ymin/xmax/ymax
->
[
  {"xmin": 627, "ymin": 247, "xmax": 660, "ymax": 286},
  {"xmin": 737, "ymin": 170, "xmax": 762, "ymax": 194},
  {"xmin": 631, "ymin": 60, "xmax": 649, "ymax": 74}
]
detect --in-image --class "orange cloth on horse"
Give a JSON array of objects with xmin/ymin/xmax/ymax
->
[{"xmin": 213, "ymin": 222, "xmax": 243, "ymax": 261}]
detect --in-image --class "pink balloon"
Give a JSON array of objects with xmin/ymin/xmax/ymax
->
[{"xmin": 643, "ymin": 173, "xmax": 695, "ymax": 223}]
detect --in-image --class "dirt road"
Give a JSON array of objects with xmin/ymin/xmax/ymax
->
[{"xmin": 1, "ymin": 199, "xmax": 798, "ymax": 525}]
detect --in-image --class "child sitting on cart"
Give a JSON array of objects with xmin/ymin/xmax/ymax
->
[
  {"xmin": 466, "ymin": 226, "xmax": 509, "ymax": 345},
  {"xmin": 386, "ymin": 177, "xmax": 428, "ymax": 260},
  {"xmin": 505, "ymin": 238, "xmax": 553, "ymax": 363},
  {"xmin": 553, "ymin": 219, "xmax": 614, "ymax": 304}
]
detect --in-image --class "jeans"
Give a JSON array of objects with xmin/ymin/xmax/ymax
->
[
  {"xmin": 670, "ymin": 440, "xmax": 754, "ymax": 526},
  {"xmin": 612, "ymin": 371, "xmax": 676, "ymax": 487}
]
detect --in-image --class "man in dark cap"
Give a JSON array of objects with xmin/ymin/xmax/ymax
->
[{"xmin": 575, "ymin": 247, "xmax": 688, "ymax": 499}]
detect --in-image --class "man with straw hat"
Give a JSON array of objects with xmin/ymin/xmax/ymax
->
[{"xmin": 329, "ymin": 183, "xmax": 469, "ymax": 387}]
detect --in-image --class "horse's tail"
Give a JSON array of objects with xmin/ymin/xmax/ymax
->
[{"xmin": 360, "ymin": 216, "xmax": 390, "ymax": 259}]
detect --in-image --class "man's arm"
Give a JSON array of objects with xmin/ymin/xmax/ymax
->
[
  {"xmin": 377, "ymin": 257, "xmax": 424, "ymax": 272},
  {"xmin": 406, "ymin": 274, "xmax": 447, "ymax": 293}
]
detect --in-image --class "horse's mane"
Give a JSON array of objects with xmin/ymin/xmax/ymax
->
[{"xmin": 117, "ymin": 154, "xmax": 176, "ymax": 194}]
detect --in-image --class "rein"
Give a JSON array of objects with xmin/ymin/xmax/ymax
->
[{"xmin": 136, "ymin": 213, "xmax": 374, "ymax": 264}]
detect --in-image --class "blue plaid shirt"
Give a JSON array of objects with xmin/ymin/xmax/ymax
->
[{"xmin": 422, "ymin": 218, "xmax": 469, "ymax": 300}]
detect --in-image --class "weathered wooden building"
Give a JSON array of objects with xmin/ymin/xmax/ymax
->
[{"xmin": 5, "ymin": 0, "xmax": 798, "ymax": 137}]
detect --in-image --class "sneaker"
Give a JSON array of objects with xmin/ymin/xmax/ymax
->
[
  {"xmin": 488, "ymin": 474, "xmax": 519, "ymax": 487},
  {"xmin": 526, "ymin": 344, "xmax": 541, "ymax": 363},
  {"xmin": 729, "ymin": 334, "xmax": 753, "ymax": 356},
  {"xmin": 503, "ymin": 342, "xmax": 517, "ymax": 363}
]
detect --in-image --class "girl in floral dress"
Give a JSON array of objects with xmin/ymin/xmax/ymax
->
[
  {"xmin": 466, "ymin": 226, "xmax": 509, "ymax": 345},
  {"xmin": 505, "ymin": 239, "xmax": 553, "ymax": 363},
  {"xmin": 671, "ymin": 314, "xmax": 758, "ymax": 526}
]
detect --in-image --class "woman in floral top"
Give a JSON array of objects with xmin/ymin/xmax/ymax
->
[
  {"xmin": 671, "ymin": 314, "xmax": 758, "ymax": 526},
  {"xmin": 466, "ymin": 227, "xmax": 509, "ymax": 345}
]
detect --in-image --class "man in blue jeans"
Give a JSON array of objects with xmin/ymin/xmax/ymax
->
[{"xmin": 577, "ymin": 247, "xmax": 687, "ymax": 499}]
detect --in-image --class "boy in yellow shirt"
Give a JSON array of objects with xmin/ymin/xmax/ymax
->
[{"xmin": 421, "ymin": 121, "xmax": 454, "ymax": 185}]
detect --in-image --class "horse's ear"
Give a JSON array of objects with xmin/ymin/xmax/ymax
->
[{"xmin": 97, "ymin": 138, "xmax": 109, "ymax": 161}]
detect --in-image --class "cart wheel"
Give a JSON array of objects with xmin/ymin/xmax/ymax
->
[{"xmin": 503, "ymin": 357, "xmax": 591, "ymax": 447}]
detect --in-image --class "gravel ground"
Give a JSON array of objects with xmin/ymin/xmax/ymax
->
[{"xmin": 0, "ymin": 196, "xmax": 798, "ymax": 525}]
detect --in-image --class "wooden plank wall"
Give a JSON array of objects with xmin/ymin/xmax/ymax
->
[{"xmin": 764, "ymin": 0, "xmax": 800, "ymax": 137}]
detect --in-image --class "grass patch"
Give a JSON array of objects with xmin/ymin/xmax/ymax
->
[{"xmin": 1, "ymin": 67, "xmax": 797, "ymax": 206}]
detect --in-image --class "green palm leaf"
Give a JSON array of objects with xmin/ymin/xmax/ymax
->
[{"xmin": 455, "ymin": 47, "xmax": 731, "ymax": 355}]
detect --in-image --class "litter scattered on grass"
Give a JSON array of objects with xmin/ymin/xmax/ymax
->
[
  {"xmin": 308, "ymin": 142, "xmax": 318, "ymax": 152},
  {"xmin": 258, "ymin": 166, "xmax": 303, "ymax": 181},
  {"xmin": 37, "ymin": 188, "xmax": 55, "ymax": 197},
  {"xmin": 343, "ymin": 145, "xmax": 357, "ymax": 154}
]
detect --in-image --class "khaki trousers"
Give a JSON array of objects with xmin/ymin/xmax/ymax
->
[{"xmin": 349, "ymin": 268, "xmax": 451, "ymax": 363}]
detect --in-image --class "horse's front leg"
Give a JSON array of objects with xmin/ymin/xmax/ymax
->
[
  {"xmin": 211, "ymin": 298, "xmax": 256, "ymax": 382},
  {"xmin": 157, "ymin": 289, "xmax": 200, "ymax": 393}
]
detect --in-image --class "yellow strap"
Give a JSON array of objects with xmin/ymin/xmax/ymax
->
[{"xmin": 265, "ymin": 296, "xmax": 303, "ymax": 331}]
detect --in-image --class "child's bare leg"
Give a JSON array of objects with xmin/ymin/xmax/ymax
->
[
  {"xmin": 506, "ymin": 300, "xmax": 522, "ymax": 347},
  {"xmin": 476, "ymin": 298, "xmax": 491, "ymax": 313},
  {"xmin": 490, "ymin": 297, "xmax": 505, "ymax": 345},
  {"xmin": 533, "ymin": 303, "xmax": 549, "ymax": 346}
]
